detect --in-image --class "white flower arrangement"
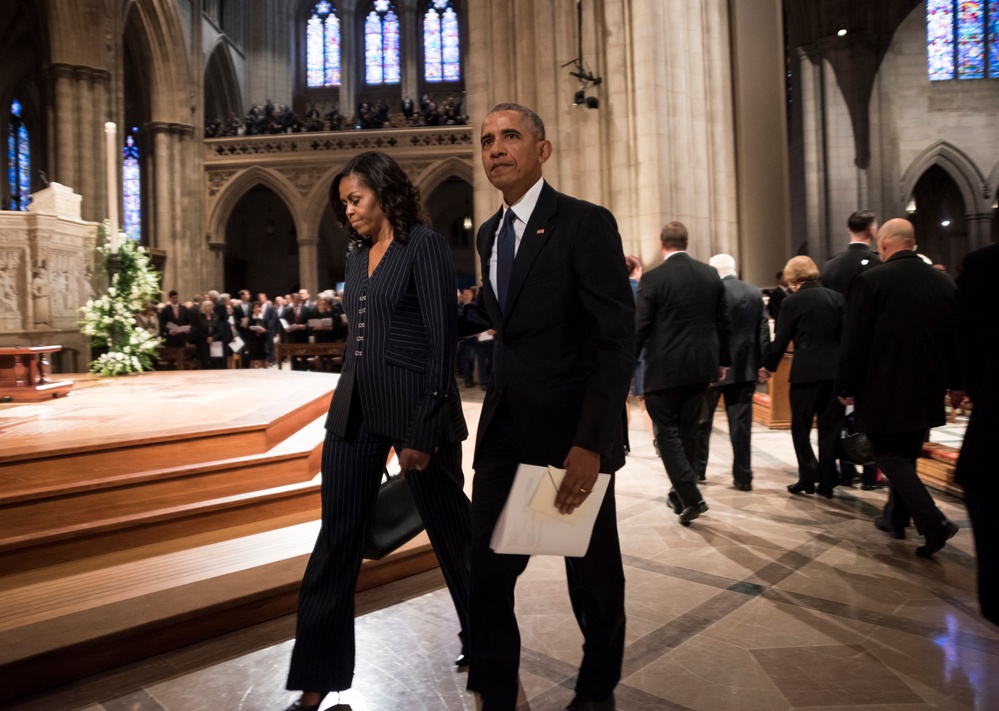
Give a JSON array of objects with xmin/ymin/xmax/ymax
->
[{"xmin": 79, "ymin": 221, "xmax": 163, "ymax": 376}]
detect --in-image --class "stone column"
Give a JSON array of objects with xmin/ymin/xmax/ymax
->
[
  {"xmin": 74, "ymin": 67, "xmax": 98, "ymax": 223},
  {"xmin": 341, "ymin": 4, "xmax": 357, "ymax": 121},
  {"xmin": 798, "ymin": 47, "xmax": 827, "ymax": 261},
  {"xmin": 51, "ymin": 64, "xmax": 77, "ymax": 190},
  {"xmin": 967, "ymin": 213, "xmax": 993, "ymax": 252},
  {"xmin": 402, "ymin": 2, "xmax": 419, "ymax": 106},
  {"xmin": 728, "ymin": 0, "xmax": 790, "ymax": 285},
  {"xmin": 298, "ymin": 237, "xmax": 319, "ymax": 296},
  {"xmin": 91, "ymin": 71, "xmax": 111, "ymax": 227},
  {"xmin": 151, "ymin": 122, "xmax": 171, "ymax": 258}
]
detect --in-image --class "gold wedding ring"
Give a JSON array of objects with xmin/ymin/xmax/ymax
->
[{"xmin": 579, "ymin": 488, "xmax": 590, "ymax": 494}]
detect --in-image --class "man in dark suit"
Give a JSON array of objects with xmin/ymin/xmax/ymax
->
[
  {"xmin": 284, "ymin": 290, "xmax": 313, "ymax": 370},
  {"xmin": 822, "ymin": 210, "xmax": 881, "ymax": 296},
  {"xmin": 693, "ymin": 254, "xmax": 768, "ymax": 491},
  {"xmin": 463, "ymin": 104, "xmax": 634, "ymax": 711},
  {"xmin": 955, "ymin": 244, "xmax": 999, "ymax": 624},
  {"xmin": 160, "ymin": 289, "xmax": 191, "ymax": 347},
  {"xmin": 636, "ymin": 222, "xmax": 730, "ymax": 524},
  {"xmin": 837, "ymin": 218, "xmax": 964, "ymax": 558}
]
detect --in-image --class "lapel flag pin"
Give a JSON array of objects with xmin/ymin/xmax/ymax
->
[{"xmin": 536, "ymin": 229, "xmax": 545, "ymax": 234}]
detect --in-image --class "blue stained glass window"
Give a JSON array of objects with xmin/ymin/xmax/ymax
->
[
  {"xmin": 7, "ymin": 100, "xmax": 30, "ymax": 211},
  {"xmin": 365, "ymin": 2, "xmax": 400, "ymax": 85},
  {"xmin": 927, "ymin": 0, "xmax": 998, "ymax": 79},
  {"xmin": 423, "ymin": 1, "xmax": 461, "ymax": 82},
  {"xmin": 989, "ymin": 0, "xmax": 999, "ymax": 76},
  {"xmin": 123, "ymin": 131, "xmax": 141, "ymax": 242},
  {"xmin": 958, "ymin": 1, "xmax": 986, "ymax": 77},
  {"xmin": 928, "ymin": 0, "xmax": 955, "ymax": 80},
  {"xmin": 306, "ymin": 2, "xmax": 341, "ymax": 88}
]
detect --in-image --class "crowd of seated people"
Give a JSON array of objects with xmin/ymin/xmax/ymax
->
[
  {"xmin": 151, "ymin": 287, "xmax": 348, "ymax": 370},
  {"xmin": 204, "ymin": 92, "xmax": 467, "ymax": 137}
]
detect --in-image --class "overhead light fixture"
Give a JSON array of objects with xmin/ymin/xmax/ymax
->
[
  {"xmin": 941, "ymin": 220, "xmax": 951, "ymax": 227},
  {"xmin": 837, "ymin": 28, "xmax": 848, "ymax": 37},
  {"xmin": 462, "ymin": 216, "xmax": 472, "ymax": 231},
  {"xmin": 906, "ymin": 198, "xmax": 917, "ymax": 214}
]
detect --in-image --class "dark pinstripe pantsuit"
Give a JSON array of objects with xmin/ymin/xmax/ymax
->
[{"xmin": 287, "ymin": 410, "xmax": 470, "ymax": 693}]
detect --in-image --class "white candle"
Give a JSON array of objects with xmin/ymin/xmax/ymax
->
[{"xmin": 104, "ymin": 122, "xmax": 119, "ymax": 254}]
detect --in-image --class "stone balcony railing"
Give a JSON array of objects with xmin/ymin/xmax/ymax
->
[{"xmin": 204, "ymin": 125, "xmax": 474, "ymax": 167}]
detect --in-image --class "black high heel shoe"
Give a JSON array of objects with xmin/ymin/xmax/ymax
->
[
  {"xmin": 787, "ymin": 482, "xmax": 815, "ymax": 495},
  {"xmin": 284, "ymin": 698, "xmax": 322, "ymax": 711}
]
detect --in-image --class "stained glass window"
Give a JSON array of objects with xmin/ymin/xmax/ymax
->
[
  {"xmin": 365, "ymin": 1, "xmax": 400, "ymax": 85},
  {"xmin": 306, "ymin": 1, "xmax": 341, "ymax": 88},
  {"xmin": 7, "ymin": 100, "xmax": 30, "ymax": 211},
  {"xmin": 927, "ymin": 0, "xmax": 999, "ymax": 79},
  {"xmin": 424, "ymin": 0, "xmax": 461, "ymax": 82},
  {"xmin": 123, "ymin": 130, "xmax": 141, "ymax": 242}
]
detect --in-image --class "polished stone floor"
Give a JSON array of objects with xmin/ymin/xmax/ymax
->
[{"xmin": 7, "ymin": 391, "xmax": 995, "ymax": 711}]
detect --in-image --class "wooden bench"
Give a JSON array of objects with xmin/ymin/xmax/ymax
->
[
  {"xmin": 155, "ymin": 345, "xmax": 195, "ymax": 370},
  {"xmin": 275, "ymin": 341, "xmax": 345, "ymax": 371}
]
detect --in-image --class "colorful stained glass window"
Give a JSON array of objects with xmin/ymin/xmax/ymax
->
[
  {"xmin": 928, "ymin": 0, "xmax": 955, "ymax": 80},
  {"xmin": 123, "ymin": 131, "xmax": 141, "ymax": 242},
  {"xmin": 8, "ymin": 100, "xmax": 31, "ymax": 211},
  {"xmin": 365, "ymin": 1, "xmax": 400, "ymax": 85},
  {"xmin": 989, "ymin": 0, "xmax": 999, "ymax": 76},
  {"xmin": 424, "ymin": 0, "xmax": 461, "ymax": 82},
  {"xmin": 958, "ymin": 1, "xmax": 986, "ymax": 77},
  {"xmin": 928, "ymin": 0, "xmax": 998, "ymax": 79},
  {"xmin": 306, "ymin": 1, "xmax": 341, "ymax": 88}
]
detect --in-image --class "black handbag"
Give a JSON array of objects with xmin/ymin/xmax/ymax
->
[
  {"xmin": 840, "ymin": 432, "xmax": 876, "ymax": 466},
  {"xmin": 363, "ymin": 469, "xmax": 425, "ymax": 560}
]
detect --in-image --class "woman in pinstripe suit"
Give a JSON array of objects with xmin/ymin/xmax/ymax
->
[{"xmin": 283, "ymin": 152, "xmax": 472, "ymax": 711}]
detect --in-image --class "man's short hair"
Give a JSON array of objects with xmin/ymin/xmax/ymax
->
[
  {"xmin": 783, "ymin": 256, "xmax": 821, "ymax": 286},
  {"xmin": 168, "ymin": 289, "xmax": 178, "ymax": 298},
  {"xmin": 487, "ymin": 103, "xmax": 546, "ymax": 141},
  {"xmin": 660, "ymin": 221, "xmax": 689, "ymax": 251},
  {"xmin": 847, "ymin": 210, "xmax": 877, "ymax": 234}
]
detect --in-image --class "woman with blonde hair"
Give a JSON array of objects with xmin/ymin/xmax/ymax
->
[{"xmin": 761, "ymin": 256, "xmax": 845, "ymax": 497}]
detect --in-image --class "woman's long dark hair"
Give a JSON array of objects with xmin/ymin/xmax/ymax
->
[{"xmin": 329, "ymin": 151, "xmax": 428, "ymax": 249}]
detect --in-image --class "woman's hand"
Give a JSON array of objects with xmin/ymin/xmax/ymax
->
[{"xmin": 398, "ymin": 448, "xmax": 431, "ymax": 473}]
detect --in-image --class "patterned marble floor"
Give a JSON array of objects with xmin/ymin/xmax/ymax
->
[{"xmin": 7, "ymin": 388, "xmax": 995, "ymax": 711}]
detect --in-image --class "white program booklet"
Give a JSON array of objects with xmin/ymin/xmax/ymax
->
[{"xmin": 490, "ymin": 464, "xmax": 610, "ymax": 557}]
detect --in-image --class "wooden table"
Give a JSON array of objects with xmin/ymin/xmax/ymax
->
[
  {"xmin": 275, "ymin": 341, "xmax": 345, "ymax": 371},
  {"xmin": 0, "ymin": 346, "xmax": 74, "ymax": 401}
]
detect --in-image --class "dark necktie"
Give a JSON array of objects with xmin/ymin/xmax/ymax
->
[{"xmin": 496, "ymin": 208, "xmax": 517, "ymax": 310}]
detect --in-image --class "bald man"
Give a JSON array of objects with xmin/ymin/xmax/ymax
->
[{"xmin": 837, "ymin": 218, "xmax": 965, "ymax": 558}]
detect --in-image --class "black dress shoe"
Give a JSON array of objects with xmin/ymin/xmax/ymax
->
[
  {"xmin": 787, "ymin": 482, "xmax": 815, "ymax": 495},
  {"xmin": 565, "ymin": 692, "xmax": 615, "ymax": 710},
  {"xmin": 916, "ymin": 520, "xmax": 959, "ymax": 558},
  {"xmin": 861, "ymin": 482, "xmax": 887, "ymax": 491},
  {"xmin": 697, "ymin": 474, "xmax": 706, "ymax": 482},
  {"xmin": 815, "ymin": 485, "xmax": 834, "ymax": 499},
  {"xmin": 873, "ymin": 516, "xmax": 906, "ymax": 539},
  {"xmin": 667, "ymin": 491, "xmax": 682, "ymax": 515},
  {"xmin": 283, "ymin": 700, "xmax": 321, "ymax": 711},
  {"xmin": 455, "ymin": 650, "xmax": 469, "ymax": 667},
  {"xmin": 679, "ymin": 501, "xmax": 708, "ymax": 526},
  {"xmin": 734, "ymin": 481, "xmax": 752, "ymax": 491}
]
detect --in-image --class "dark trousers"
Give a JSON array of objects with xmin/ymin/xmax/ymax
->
[
  {"xmin": 963, "ymin": 478, "xmax": 999, "ymax": 625},
  {"xmin": 693, "ymin": 381, "xmax": 755, "ymax": 485},
  {"xmin": 788, "ymin": 380, "xmax": 842, "ymax": 490},
  {"xmin": 645, "ymin": 383, "xmax": 708, "ymax": 509},
  {"xmin": 467, "ymin": 406, "xmax": 625, "ymax": 710},
  {"xmin": 457, "ymin": 339, "xmax": 476, "ymax": 385},
  {"xmin": 866, "ymin": 430, "xmax": 945, "ymax": 536},
  {"xmin": 473, "ymin": 339, "xmax": 494, "ymax": 388},
  {"xmin": 287, "ymin": 415, "xmax": 471, "ymax": 693}
]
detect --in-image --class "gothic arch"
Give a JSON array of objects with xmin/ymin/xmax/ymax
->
[
  {"xmin": 900, "ymin": 141, "xmax": 987, "ymax": 215},
  {"xmin": 987, "ymin": 159, "xmax": 999, "ymax": 208},
  {"xmin": 208, "ymin": 166, "xmax": 306, "ymax": 245},
  {"xmin": 204, "ymin": 40, "xmax": 243, "ymax": 123},
  {"xmin": 415, "ymin": 156, "xmax": 474, "ymax": 197},
  {"xmin": 122, "ymin": 0, "xmax": 191, "ymax": 123}
]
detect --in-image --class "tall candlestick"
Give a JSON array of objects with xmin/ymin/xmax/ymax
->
[{"xmin": 104, "ymin": 122, "xmax": 119, "ymax": 254}]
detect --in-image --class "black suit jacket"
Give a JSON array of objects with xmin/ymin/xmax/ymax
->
[
  {"xmin": 822, "ymin": 242, "xmax": 881, "ymax": 296},
  {"xmin": 954, "ymin": 245, "xmax": 998, "ymax": 487},
  {"xmin": 160, "ymin": 302, "xmax": 190, "ymax": 345},
  {"xmin": 325, "ymin": 225, "xmax": 467, "ymax": 453},
  {"xmin": 837, "ymin": 251, "xmax": 961, "ymax": 435},
  {"xmin": 635, "ymin": 252, "xmax": 731, "ymax": 392},
  {"xmin": 763, "ymin": 281, "xmax": 843, "ymax": 383},
  {"xmin": 717, "ymin": 275, "xmax": 769, "ymax": 385},
  {"xmin": 466, "ymin": 181, "xmax": 634, "ymax": 473}
]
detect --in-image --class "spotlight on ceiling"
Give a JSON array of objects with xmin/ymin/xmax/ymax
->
[
  {"xmin": 574, "ymin": 89, "xmax": 586, "ymax": 106},
  {"xmin": 585, "ymin": 96, "xmax": 599, "ymax": 109},
  {"xmin": 941, "ymin": 220, "xmax": 951, "ymax": 227},
  {"xmin": 837, "ymin": 28, "xmax": 848, "ymax": 37}
]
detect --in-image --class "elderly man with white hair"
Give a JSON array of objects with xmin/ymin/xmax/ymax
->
[{"xmin": 692, "ymin": 253, "xmax": 770, "ymax": 491}]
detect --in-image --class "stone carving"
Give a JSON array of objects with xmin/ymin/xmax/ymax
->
[
  {"xmin": 278, "ymin": 166, "xmax": 329, "ymax": 195},
  {"xmin": 208, "ymin": 169, "xmax": 239, "ymax": 197},
  {"xmin": 32, "ymin": 262, "xmax": 52, "ymax": 327},
  {"xmin": 0, "ymin": 251, "xmax": 21, "ymax": 318},
  {"xmin": 205, "ymin": 127, "xmax": 473, "ymax": 161}
]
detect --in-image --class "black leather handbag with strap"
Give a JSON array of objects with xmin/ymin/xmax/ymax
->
[{"xmin": 363, "ymin": 469, "xmax": 425, "ymax": 560}]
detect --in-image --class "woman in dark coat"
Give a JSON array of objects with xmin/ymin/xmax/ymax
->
[
  {"xmin": 762, "ymin": 256, "xmax": 845, "ymax": 498},
  {"xmin": 282, "ymin": 151, "xmax": 471, "ymax": 711},
  {"xmin": 193, "ymin": 299, "xmax": 225, "ymax": 369}
]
